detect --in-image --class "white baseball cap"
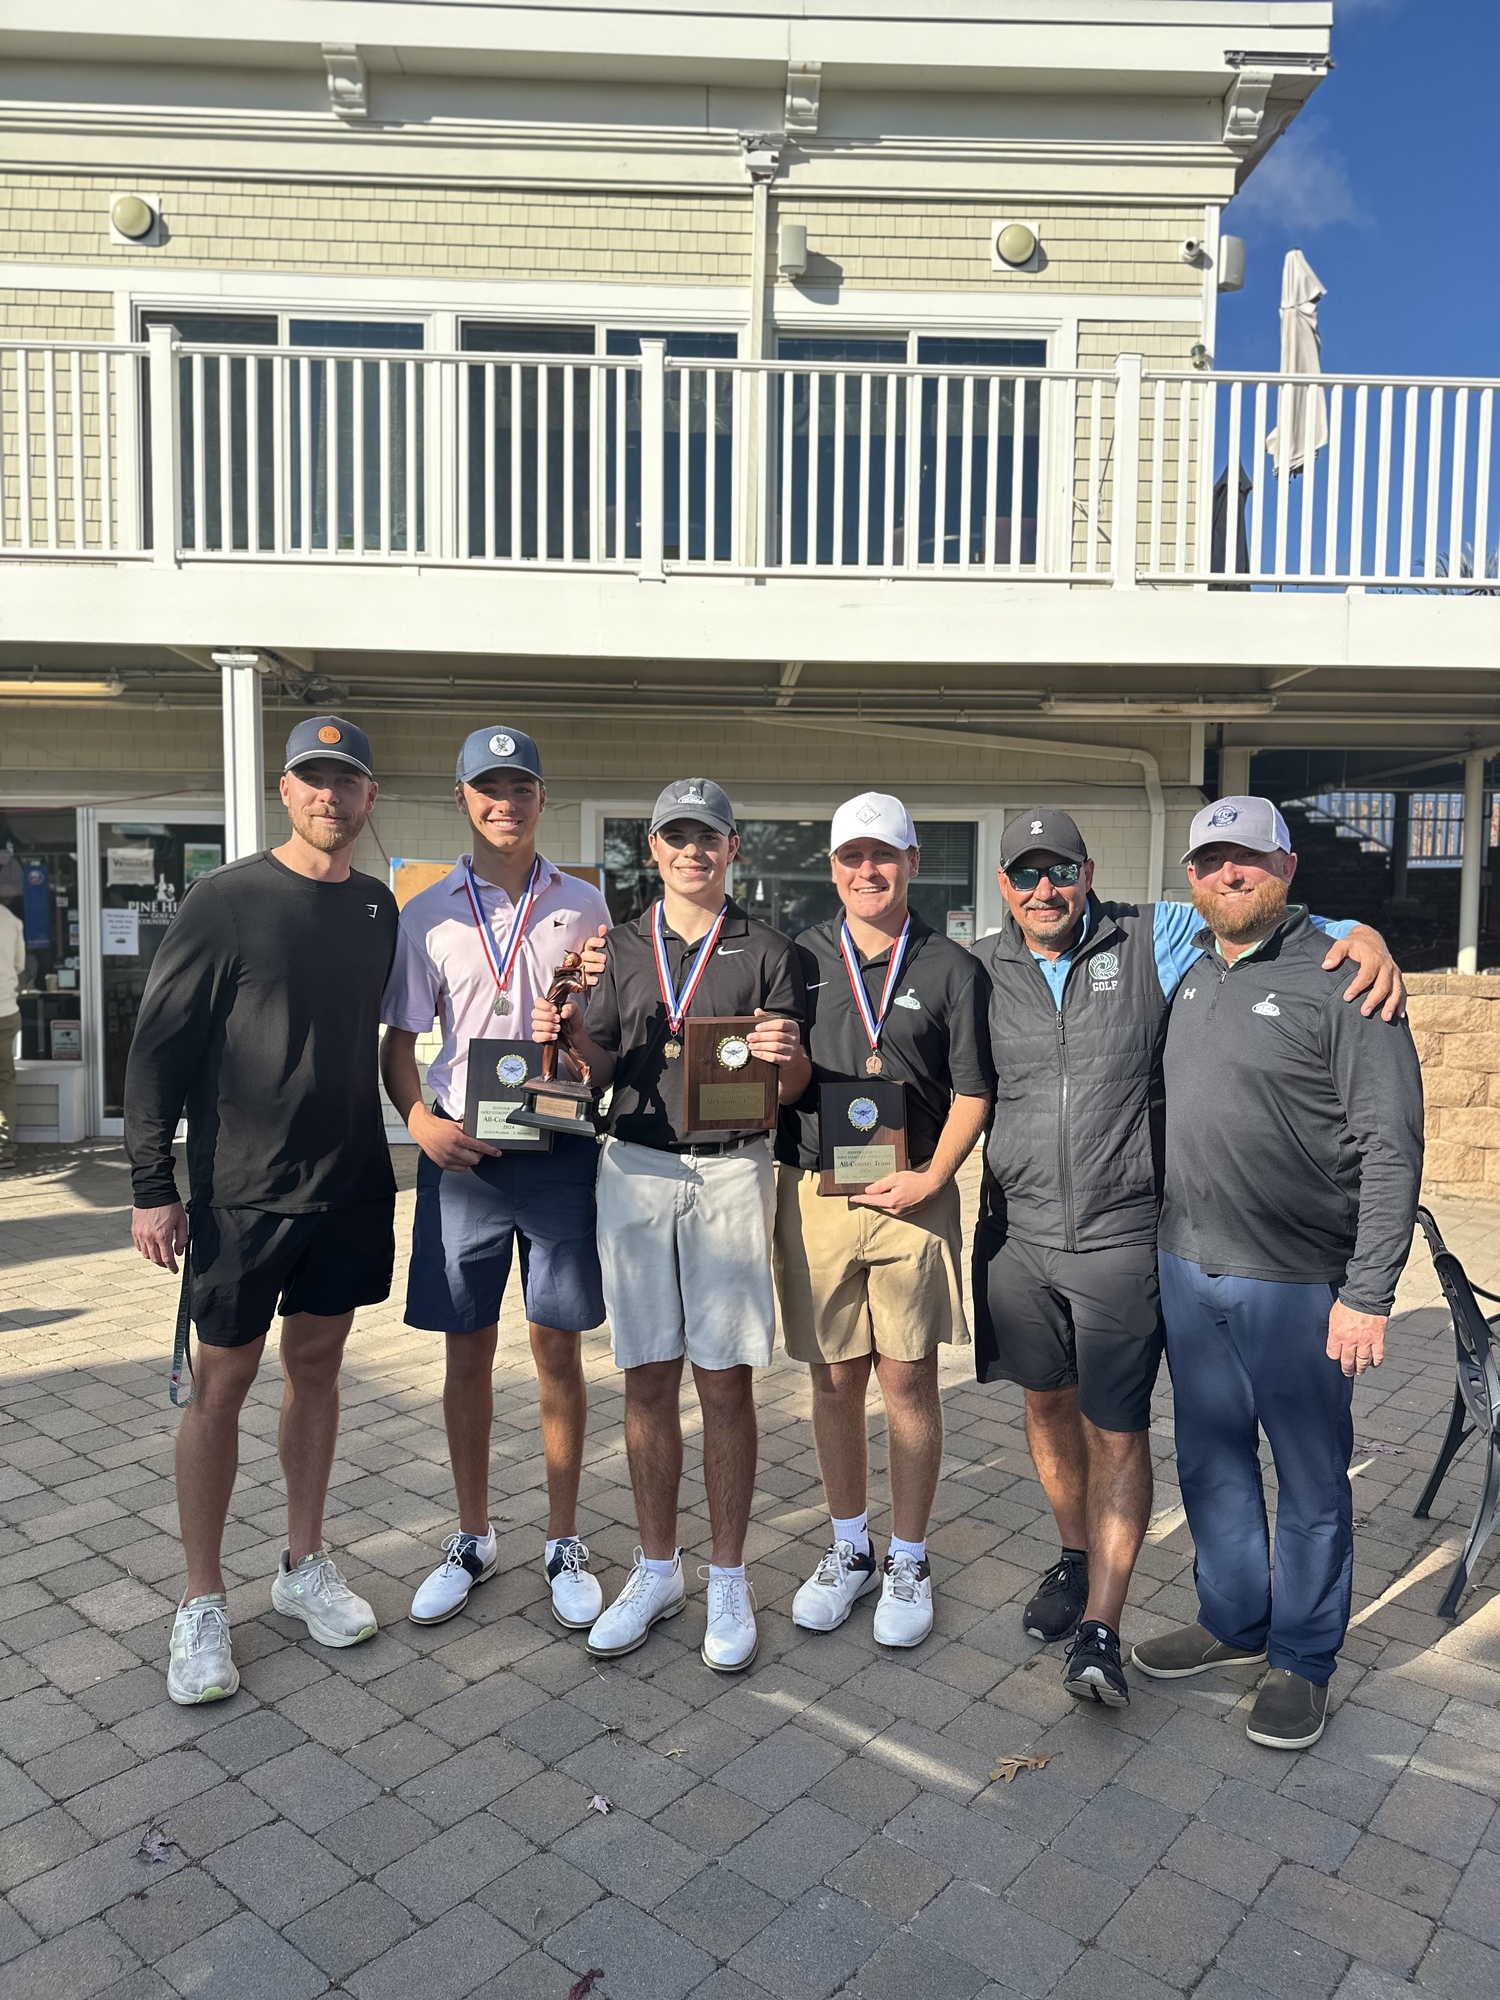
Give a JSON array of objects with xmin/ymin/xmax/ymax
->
[
  {"xmin": 1181, "ymin": 795, "xmax": 1292, "ymax": 865},
  {"xmin": 830, "ymin": 792, "xmax": 919, "ymax": 855}
]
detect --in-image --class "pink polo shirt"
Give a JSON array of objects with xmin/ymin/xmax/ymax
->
[{"xmin": 381, "ymin": 855, "xmax": 612, "ymax": 1119}]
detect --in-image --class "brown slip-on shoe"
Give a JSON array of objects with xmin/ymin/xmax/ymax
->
[
  {"xmin": 1246, "ymin": 1668, "xmax": 1329, "ymax": 1750},
  {"xmin": 1131, "ymin": 1621, "xmax": 1269, "ymax": 1679}
]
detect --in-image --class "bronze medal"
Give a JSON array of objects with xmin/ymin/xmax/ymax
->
[
  {"xmin": 663, "ymin": 1038, "xmax": 683, "ymax": 1060},
  {"xmin": 865, "ymin": 1053, "xmax": 883, "ymax": 1076}
]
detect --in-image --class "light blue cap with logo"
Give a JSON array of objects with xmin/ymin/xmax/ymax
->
[{"xmin": 1181, "ymin": 795, "xmax": 1292, "ymax": 865}]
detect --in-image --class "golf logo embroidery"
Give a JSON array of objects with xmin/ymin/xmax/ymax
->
[
  {"xmin": 1252, "ymin": 993, "xmax": 1282, "ymax": 1017},
  {"xmin": 848, "ymin": 1097, "xmax": 880, "ymax": 1132},
  {"xmin": 1209, "ymin": 804, "xmax": 1240, "ymax": 827},
  {"xmin": 498, "ymin": 1054, "xmax": 529, "ymax": 1086},
  {"xmin": 488, "ymin": 732, "xmax": 516, "ymax": 758},
  {"xmin": 1088, "ymin": 949, "xmax": 1119, "ymax": 993},
  {"xmin": 893, "ymin": 989, "xmax": 921, "ymax": 1011}
]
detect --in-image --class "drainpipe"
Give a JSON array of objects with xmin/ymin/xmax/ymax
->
[
  {"xmin": 1458, "ymin": 749, "xmax": 1487, "ymax": 975},
  {"xmin": 747, "ymin": 713, "xmax": 1167, "ymax": 901}
]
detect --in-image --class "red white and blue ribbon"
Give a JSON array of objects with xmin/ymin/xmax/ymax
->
[
  {"xmin": 652, "ymin": 898, "xmax": 728, "ymax": 1031},
  {"xmin": 839, "ymin": 916, "xmax": 911, "ymax": 1055},
  {"xmin": 462, "ymin": 855, "xmax": 541, "ymax": 1002}
]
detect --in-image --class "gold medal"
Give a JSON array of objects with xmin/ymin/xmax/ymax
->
[
  {"xmin": 663, "ymin": 1038, "xmax": 683, "ymax": 1060},
  {"xmin": 865, "ymin": 1053, "xmax": 883, "ymax": 1076}
]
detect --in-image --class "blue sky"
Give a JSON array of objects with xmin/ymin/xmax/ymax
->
[{"xmin": 1217, "ymin": 0, "xmax": 1500, "ymax": 377}]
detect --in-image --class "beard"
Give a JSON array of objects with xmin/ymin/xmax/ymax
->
[
  {"xmin": 1015, "ymin": 901, "xmax": 1083, "ymax": 951},
  {"xmin": 1190, "ymin": 874, "xmax": 1288, "ymax": 943},
  {"xmin": 290, "ymin": 804, "xmax": 364, "ymax": 854}
]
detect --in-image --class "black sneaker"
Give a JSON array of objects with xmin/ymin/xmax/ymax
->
[
  {"xmin": 1023, "ymin": 1552, "xmax": 1089, "ymax": 1642},
  {"xmin": 1063, "ymin": 1620, "xmax": 1130, "ymax": 1707}
]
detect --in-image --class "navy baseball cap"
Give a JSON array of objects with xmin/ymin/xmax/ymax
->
[
  {"xmin": 999, "ymin": 808, "xmax": 1089, "ymax": 870},
  {"xmin": 456, "ymin": 726, "xmax": 544, "ymax": 786},
  {"xmin": 284, "ymin": 716, "xmax": 374, "ymax": 779},
  {"xmin": 649, "ymin": 777, "xmax": 736, "ymax": 840}
]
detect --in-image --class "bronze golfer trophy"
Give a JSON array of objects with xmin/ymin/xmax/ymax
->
[{"xmin": 510, "ymin": 950, "xmax": 600, "ymax": 1136}]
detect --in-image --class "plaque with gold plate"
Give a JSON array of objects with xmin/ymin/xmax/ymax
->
[
  {"xmin": 462, "ymin": 1040, "xmax": 554, "ymax": 1152},
  {"xmin": 818, "ymin": 1080, "xmax": 908, "ymax": 1196},
  {"xmin": 682, "ymin": 1016, "xmax": 779, "ymax": 1132}
]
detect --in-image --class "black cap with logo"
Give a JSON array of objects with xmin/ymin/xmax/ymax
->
[
  {"xmin": 999, "ymin": 807, "xmax": 1089, "ymax": 871},
  {"xmin": 284, "ymin": 716, "xmax": 375, "ymax": 779}
]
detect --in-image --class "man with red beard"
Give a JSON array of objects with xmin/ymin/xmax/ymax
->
[{"xmin": 1132, "ymin": 798, "xmax": 1423, "ymax": 1752}]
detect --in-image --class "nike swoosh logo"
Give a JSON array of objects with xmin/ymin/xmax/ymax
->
[
  {"xmin": 807, "ymin": 981, "xmax": 826, "ymax": 989},
  {"xmin": 716, "ymin": 947, "xmax": 745, "ymax": 956}
]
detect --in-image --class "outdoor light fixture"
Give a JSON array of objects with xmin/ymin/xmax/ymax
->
[
  {"xmin": 1042, "ymin": 696, "xmax": 1277, "ymax": 718},
  {"xmin": 109, "ymin": 193, "xmax": 161, "ymax": 245},
  {"xmin": 0, "ymin": 678, "xmax": 125, "ymax": 700},
  {"xmin": 777, "ymin": 221, "xmax": 808, "ymax": 279},
  {"xmin": 992, "ymin": 221, "xmax": 1041, "ymax": 272}
]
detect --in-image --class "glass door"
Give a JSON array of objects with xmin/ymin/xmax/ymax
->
[{"xmin": 96, "ymin": 818, "xmax": 224, "ymax": 1124}]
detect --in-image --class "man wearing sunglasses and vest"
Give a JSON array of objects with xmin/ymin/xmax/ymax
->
[
  {"xmin": 773, "ymin": 794, "xmax": 994, "ymax": 1648},
  {"xmin": 380, "ymin": 726, "xmax": 611, "ymax": 1633},
  {"xmin": 534, "ymin": 778, "xmax": 809, "ymax": 1673},
  {"xmin": 974, "ymin": 806, "xmax": 1404, "ymax": 1708}
]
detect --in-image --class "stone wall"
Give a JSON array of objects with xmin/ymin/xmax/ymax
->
[{"xmin": 1406, "ymin": 973, "xmax": 1500, "ymax": 1194}]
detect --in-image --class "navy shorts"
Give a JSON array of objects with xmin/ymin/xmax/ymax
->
[
  {"xmin": 188, "ymin": 1199, "xmax": 396, "ymax": 1349},
  {"xmin": 405, "ymin": 1125, "xmax": 605, "ymax": 1335}
]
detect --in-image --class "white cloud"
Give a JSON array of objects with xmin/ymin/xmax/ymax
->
[{"xmin": 1229, "ymin": 120, "xmax": 1368, "ymax": 234}]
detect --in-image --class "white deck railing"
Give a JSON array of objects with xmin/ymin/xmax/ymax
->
[{"xmin": 2, "ymin": 331, "xmax": 1497, "ymax": 593}]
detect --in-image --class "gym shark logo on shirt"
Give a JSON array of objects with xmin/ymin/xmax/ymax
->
[
  {"xmin": 367, "ymin": 905, "xmax": 378, "ymax": 917},
  {"xmin": 1252, "ymin": 993, "xmax": 1282, "ymax": 1017}
]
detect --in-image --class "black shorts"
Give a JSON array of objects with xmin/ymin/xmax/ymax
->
[
  {"xmin": 187, "ymin": 1199, "xmax": 396, "ymax": 1348},
  {"xmin": 972, "ymin": 1228, "xmax": 1164, "ymax": 1433}
]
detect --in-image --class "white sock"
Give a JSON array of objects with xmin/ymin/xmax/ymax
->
[
  {"xmin": 465, "ymin": 1524, "xmax": 494, "ymax": 1550},
  {"xmin": 708, "ymin": 1563, "xmax": 746, "ymax": 1583},
  {"xmin": 544, "ymin": 1536, "xmax": 572, "ymax": 1564},
  {"xmin": 889, "ymin": 1535, "xmax": 927, "ymax": 1565},
  {"xmin": 641, "ymin": 1553, "xmax": 678, "ymax": 1578},
  {"xmin": 831, "ymin": 1512, "xmax": 870, "ymax": 1555}
]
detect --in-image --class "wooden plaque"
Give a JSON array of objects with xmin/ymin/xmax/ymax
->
[
  {"xmin": 463, "ymin": 1039, "xmax": 553, "ymax": 1151},
  {"xmin": 683, "ymin": 1016, "xmax": 779, "ymax": 1132},
  {"xmin": 818, "ymin": 1080, "xmax": 908, "ymax": 1196}
]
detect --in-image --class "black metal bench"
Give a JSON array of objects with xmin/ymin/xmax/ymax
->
[{"xmin": 1412, "ymin": 1206, "xmax": 1500, "ymax": 1618}]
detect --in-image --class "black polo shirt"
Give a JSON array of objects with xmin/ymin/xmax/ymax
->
[
  {"xmin": 583, "ymin": 898, "xmax": 807, "ymax": 1148},
  {"xmin": 778, "ymin": 912, "xmax": 995, "ymax": 1172}
]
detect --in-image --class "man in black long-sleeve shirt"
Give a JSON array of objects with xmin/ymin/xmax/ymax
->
[
  {"xmin": 1131, "ymin": 798, "xmax": 1424, "ymax": 1751},
  {"xmin": 127, "ymin": 717, "xmax": 398, "ymax": 1705}
]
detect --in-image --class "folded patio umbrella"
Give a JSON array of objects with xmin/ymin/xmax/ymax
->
[{"xmin": 1266, "ymin": 247, "xmax": 1328, "ymax": 476}]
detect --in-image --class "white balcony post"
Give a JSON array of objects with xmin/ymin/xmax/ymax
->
[
  {"xmin": 221, "ymin": 664, "xmax": 266, "ymax": 861},
  {"xmin": 1110, "ymin": 352, "xmax": 1143, "ymax": 590},
  {"xmin": 147, "ymin": 323, "xmax": 180, "ymax": 566},
  {"xmin": 638, "ymin": 338, "xmax": 667, "ymax": 582},
  {"xmin": 1458, "ymin": 749, "xmax": 1486, "ymax": 975}
]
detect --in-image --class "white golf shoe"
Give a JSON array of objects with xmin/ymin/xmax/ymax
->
[
  {"xmin": 586, "ymin": 1550, "xmax": 686, "ymax": 1658},
  {"xmin": 872, "ymin": 1551, "xmax": 934, "ymax": 1648},
  {"xmin": 701, "ymin": 1571, "xmax": 758, "ymax": 1673},
  {"xmin": 410, "ymin": 1527, "xmax": 498, "ymax": 1626},
  {"xmin": 791, "ymin": 1540, "xmax": 881, "ymax": 1633},
  {"xmin": 547, "ymin": 1537, "xmax": 604, "ymax": 1630}
]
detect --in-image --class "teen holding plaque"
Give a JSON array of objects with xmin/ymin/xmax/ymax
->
[
  {"xmin": 379, "ymin": 726, "xmax": 612, "ymax": 1633},
  {"xmin": 773, "ymin": 793, "xmax": 993, "ymax": 1649},
  {"xmin": 533, "ymin": 777, "xmax": 808, "ymax": 1674}
]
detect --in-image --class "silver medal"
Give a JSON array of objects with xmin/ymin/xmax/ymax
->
[{"xmin": 493, "ymin": 994, "xmax": 511, "ymax": 1016}]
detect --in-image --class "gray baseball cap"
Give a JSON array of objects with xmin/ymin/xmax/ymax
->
[
  {"xmin": 1181, "ymin": 795, "xmax": 1292, "ymax": 865},
  {"xmin": 649, "ymin": 777, "xmax": 736, "ymax": 840},
  {"xmin": 999, "ymin": 808, "xmax": 1089, "ymax": 871}
]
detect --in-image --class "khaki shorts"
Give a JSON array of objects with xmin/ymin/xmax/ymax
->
[
  {"xmin": 597, "ymin": 1136, "xmax": 777, "ymax": 1371},
  {"xmin": 773, "ymin": 1166, "xmax": 970, "ymax": 1365}
]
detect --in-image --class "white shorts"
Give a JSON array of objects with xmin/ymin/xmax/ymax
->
[{"xmin": 596, "ymin": 1136, "xmax": 777, "ymax": 1371}]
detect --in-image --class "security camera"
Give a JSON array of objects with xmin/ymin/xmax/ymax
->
[{"xmin": 1179, "ymin": 238, "xmax": 1206, "ymax": 265}]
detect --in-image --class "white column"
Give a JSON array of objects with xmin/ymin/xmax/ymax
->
[
  {"xmin": 221, "ymin": 664, "xmax": 266, "ymax": 860},
  {"xmin": 637, "ymin": 339, "xmax": 667, "ymax": 582},
  {"xmin": 1458, "ymin": 749, "xmax": 1486, "ymax": 975},
  {"xmin": 1110, "ymin": 352, "xmax": 1143, "ymax": 590},
  {"xmin": 1218, "ymin": 747, "xmax": 1253, "ymax": 798}
]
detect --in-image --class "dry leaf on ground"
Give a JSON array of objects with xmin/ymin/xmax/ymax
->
[
  {"xmin": 588, "ymin": 1794, "xmax": 613, "ymax": 1814},
  {"xmin": 567, "ymin": 1974, "xmax": 605, "ymax": 2000},
  {"xmin": 990, "ymin": 1753, "xmax": 1054, "ymax": 1783}
]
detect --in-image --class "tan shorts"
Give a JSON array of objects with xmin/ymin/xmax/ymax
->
[{"xmin": 773, "ymin": 1166, "xmax": 970, "ymax": 1365}]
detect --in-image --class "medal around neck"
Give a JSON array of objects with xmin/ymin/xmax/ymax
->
[
  {"xmin": 683, "ymin": 1016, "xmax": 780, "ymax": 1132},
  {"xmin": 818, "ymin": 1079, "xmax": 908, "ymax": 1196},
  {"xmin": 463, "ymin": 1039, "xmax": 553, "ymax": 1152},
  {"xmin": 509, "ymin": 950, "xmax": 600, "ymax": 1136}
]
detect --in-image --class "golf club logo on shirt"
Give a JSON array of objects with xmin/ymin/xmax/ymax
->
[
  {"xmin": 894, "ymin": 989, "xmax": 921, "ymax": 1010},
  {"xmin": 1252, "ymin": 993, "xmax": 1282, "ymax": 1017},
  {"xmin": 498, "ymin": 1054, "xmax": 529, "ymax": 1085},
  {"xmin": 849, "ymin": 1097, "xmax": 880, "ymax": 1132},
  {"xmin": 1209, "ymin": 804, "xmax": 1240, "ymax": 827},
  {"xmin": 715, "ymin": 1035, "xmax": 751, "ymax": 1071},
  {"xmin": 1088, "ymin": 951, "xmax": 1119, "ymax": 981},
  {"xmin": 488, "ymin": 733, "xmax": 515, "ymax": 757}
]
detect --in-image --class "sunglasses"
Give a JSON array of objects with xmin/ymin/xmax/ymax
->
[{"xmin": 1006, "ymin": 862, "xmax": 1082, "ymax": 891}]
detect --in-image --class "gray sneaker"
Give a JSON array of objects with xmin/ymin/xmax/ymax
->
[
  {"xmin": 1131, "ymin": 1621, "xmax": 1267, "ymax": 1679},
  {"xmin": 271, "ymin": 1550, "xmax": 377, "ymax": 1647},
  {"xmin": 1246, "ymin": 1668, "xmax": 1329, "ymax": 1750},
  {"xmin": 167, "ymin": 1594, "xmax": 239, "ymax": 1705}
]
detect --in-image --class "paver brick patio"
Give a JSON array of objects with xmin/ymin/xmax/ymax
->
[{"xmin": 1, "ymin": 1144, "xmax": 1498, "ymax": 1999}]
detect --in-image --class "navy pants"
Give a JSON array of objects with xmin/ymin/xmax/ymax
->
[{"xmin": 1158, "ymin": 1251, "xmax": 1355, "ymax": 1686}]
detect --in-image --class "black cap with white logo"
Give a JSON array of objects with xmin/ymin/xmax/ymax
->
[
  {"xmin": 999, "ymin": 807, "xmax": 1089, "ymax": 871},
  {"xmin": 284, "ymin": 716, "xmax": 375, "ymax": 779},
  {"xmin": 649, "ymin": 777, "xmax": 736, "ymax": 840}
]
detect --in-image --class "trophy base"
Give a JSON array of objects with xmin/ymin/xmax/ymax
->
[{"xmin": 509, "ymin": 1076, "xmax": 598, "ymax": 1136}]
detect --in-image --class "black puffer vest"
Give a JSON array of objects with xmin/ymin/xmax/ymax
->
[{"xmin": 975, "ymin": 898, "xmax": 1170, "ymax": 1251}]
